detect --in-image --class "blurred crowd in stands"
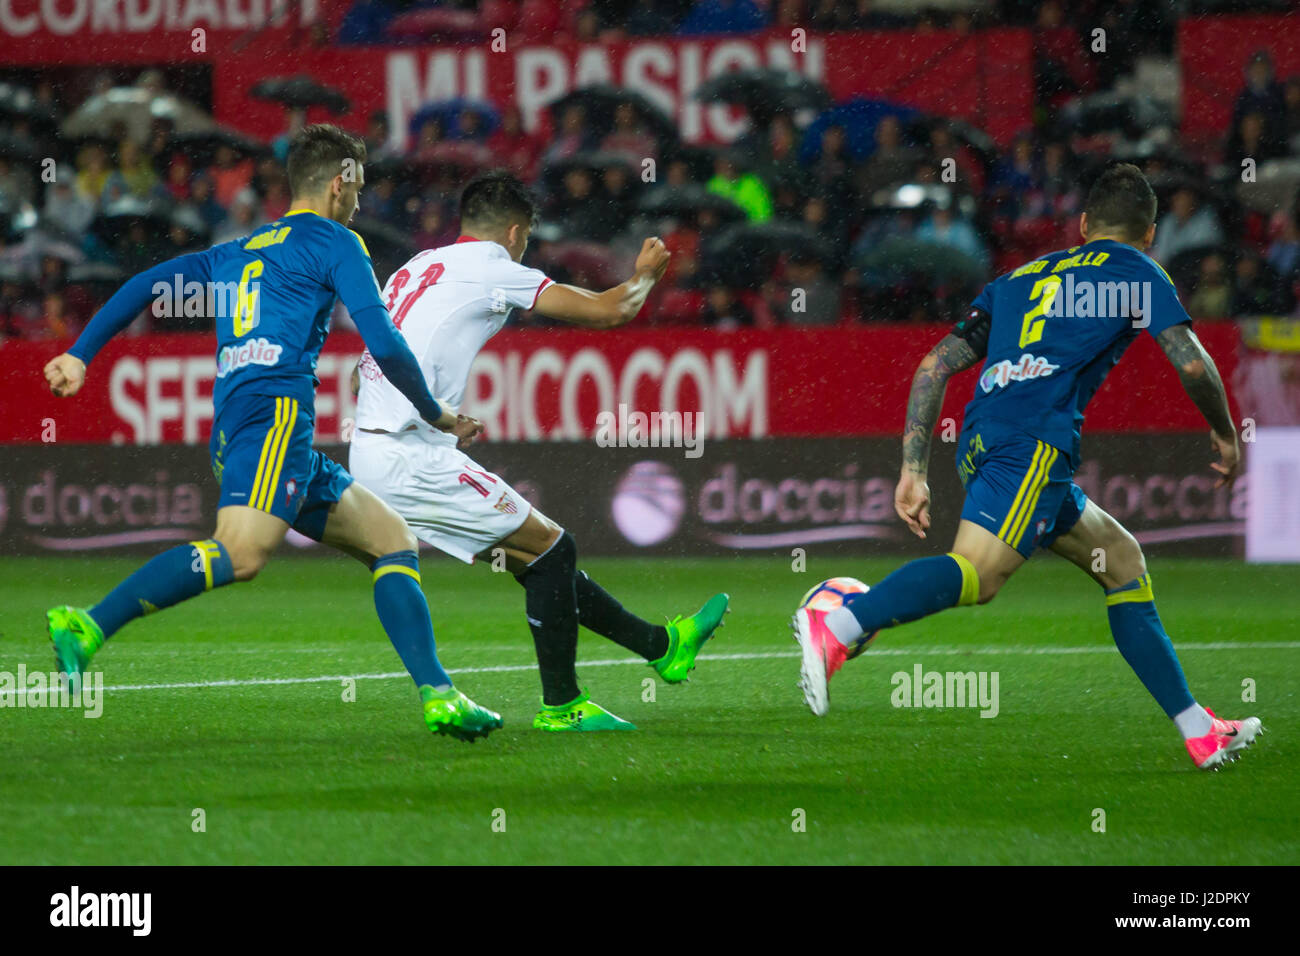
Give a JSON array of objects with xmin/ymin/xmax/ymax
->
[{"xmin": 3, "ymin": 0, "xmax": 1300, "ymax": 341}]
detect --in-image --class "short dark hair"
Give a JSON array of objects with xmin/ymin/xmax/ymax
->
[
  {"xmin": 286, "ymin": 124, "xmax": 366, "ymax": 197},
  {"xmin": 459, "ymin": 170, "xmax": 538, "ymax": 230},
  {"xmin": 1084, "ymin": 163, "xmax": 1157, "ymax": 242}
]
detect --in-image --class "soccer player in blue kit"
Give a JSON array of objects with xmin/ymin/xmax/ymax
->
[
  {"xmin": 41, "ymin": 125, "xmax": 502, "ymax": 742},
  {"xmin": 792, "ymin": 164, "xmax": 1263, "ymax": 769}
]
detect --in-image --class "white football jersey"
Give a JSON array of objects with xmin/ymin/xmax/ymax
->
[{"xmin": 355, "ymin": 237, "xmax": 552, "ymax": 440}]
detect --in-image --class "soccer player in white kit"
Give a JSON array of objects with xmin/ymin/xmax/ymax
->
[{"xmin": 350, "ymin": 172, "xmax": 729, "ymax": 732}]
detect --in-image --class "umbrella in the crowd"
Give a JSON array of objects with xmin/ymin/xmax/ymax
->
[
  {"xmin": 636, "ymin": 185, "xmax": 747, "ymax": 223},
  {"xmin": 868, "ymin": 182, "xmax": 961, "ymax": 211},
  {"xmin": 407, "ymin": 140, "xmax": 495, "ymax": 182},
  {"xmin": 165, "ymin": 126, "xmax": 269, "ymax": 165},
  {"xmin": 251, "ymin": 76, "xmax": 351, "ymax": 115},
  {"xmin": 0, "ymin": 129, "xmax": 44, "ymax": 166},
  {"xmin": 1143, "ymin": 169, "xmax": 1231, "ymax": 224},
  {"xmin": 170, "ymin": 204, "xmax": 210, "ymax": 239},
  {"xmin": 0, "ymin": 232, "xmax": 81, "ymax": 280},
  {"xmin": 2, "ymin": 229, "xmax": 86, "ymax": 269},
  {"xmin": 385, "ymin": 6, "xmax": 484, "ymax": 42},
  {"xmin": 854, "ymin": 236, "xmax": 987, "ymax": 289},
  {"xmin": 91, "ymin": 195, "xmax": 174, "ymax": 242},
  {"xmin": 694, "ymin": 68, "xmax": 832, "ymax": 124},
  {"xmin": 362, "ymin": 155, "xmax": 413, "ymax": 184},
  {"xmin": 547, "ymin": 85, "xmax": 679, "ymax": 150},
  {"xmin": 541, "ymin": 149, "xmax": 642, "ymax": 190},
  {"xmin": 799, "ymin": 98, "xmax": 919, "ymax": 164},
  {"xmin": 660, "ymin": 142, "xmax": 719, "ymax": 182},
  {"xmin": 544, "ymin": 149, "xmax": 642, "ymax": 173},
  {"xmin": 1057, "ymin": 91, "xmax": 1174, "ymax": 140},
  {"xmin": 540, "ymin": 149, "xmax": 642, "ymax": 197},
  {"xmin": 408, "ymin": 99, "xmax": 500, "ymax": 141},
  {"xmin": 67, "ymin": 261, "xmax": 126, "ymax": 285},
  {"xmin": 1236, "ymin": 156, "xmax": 1300, "ymax": 214},
  {"xmin": 0, "ymin": 83, "xmax": 60, "ymax": 132},
  {"xmin": 62, "ymin": 88, "xmax": 216, "ymax": 144},
  {"xmin": 0, "ymin": 259, "xmax": 28, "ymax": 282},
  {"xmin": 700, "ymin": 221, "xmax": 836, "ymax": 289},
  {"xmin": 911, "ymin": 114, "xmax": 998, "ymax": 176},
  {"xmin": 1108, "ymin": 138, "xmax": 1202, "ymax": 177}
]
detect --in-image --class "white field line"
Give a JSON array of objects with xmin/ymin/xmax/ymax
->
[{"xmin": 5, "ymin": 642, "xmax": 1298, "ymax": 697}]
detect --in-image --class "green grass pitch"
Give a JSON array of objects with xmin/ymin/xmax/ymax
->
[{"xmin": 1, "ymin": 555, "xmax": 1296, "ymax": 865}]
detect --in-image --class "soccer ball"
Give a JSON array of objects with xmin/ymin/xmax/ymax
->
[{"xmin": 799, "ymin": 577, "xmax": 870, "ymax": 612}]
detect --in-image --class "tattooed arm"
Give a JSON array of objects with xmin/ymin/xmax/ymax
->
[
  {"xmin": 902, "ymin": 333, "xmax": 983, "ymax": 477},
  {"xmin": 895, "ymin": 330, "xmax": 984, "ymax": 538},
  {"xmin": 1155, "ymin": 323, "xmax": 1240, "ymax": 487}
]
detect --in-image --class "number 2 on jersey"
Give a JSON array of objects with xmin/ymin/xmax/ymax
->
[
  {"xmin": 1020, "ymin": 275, "xmax": 1061, "ymax": 348},
  {"xmin": 386, "ymin": 261, "xmax": 445, "ymax": 328}
]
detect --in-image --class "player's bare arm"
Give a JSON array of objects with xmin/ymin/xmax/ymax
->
[
  {"xmin": 533, "ymin": 237, "xmax": 670, "ymax": 329},
  {"xmin": 896, "ymin": 332, "xmax": 982, "ymax": 537},
  {"xmin": 1154, "ymin": 323, "xmax": 1240, "ymax": 487}
]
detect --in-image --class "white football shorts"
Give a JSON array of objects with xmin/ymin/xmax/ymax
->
[{"xmin": 348, "ymin": 429, "xmax": 532, "ymax": 564}]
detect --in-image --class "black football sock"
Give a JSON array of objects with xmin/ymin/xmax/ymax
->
[
  {"xmin": 514, "ymin": 530, "xmax": 581, "ymax": 706},
  {"xmin": 575, "ymin": 570, "xmax": 670, "ymax": 662}
]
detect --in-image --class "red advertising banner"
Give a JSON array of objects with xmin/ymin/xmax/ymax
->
[
  {"xmin": 0, "ymin": 323, "xmax": 1241, "ymax": 446},
  {"xmin": 213, "ymin": 29, "xmax": 1032, "ymax": 146},
  {"xmin": 1180, "ymin": 14, "xmax": 1300, "ymax": 144},
  {"xmin": 0, "ymin": 0, "xmax": 339, "ymax": 62},
  {"xmin": 0, "ymin": 15, "xmax": 1033, "ymax": 148}
]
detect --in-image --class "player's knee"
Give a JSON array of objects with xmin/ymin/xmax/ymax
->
[
  {"xmin": 372, "ymin": 515, "xmax": 418, "ymax": 558},
  {"xmin": 1101, "ymin": 528, "xmax": 1146, "ymax": 588},
  {"xmin": 396, "ymin": 525, "xmax": 419, "ymax": 555},
  {"xmin": 224, "ymin": 542, "xmax": 270, "ymax": 582},
  {"xmin": 975, "ymin": 570, "xmax": 1009, "ymax": 605}
]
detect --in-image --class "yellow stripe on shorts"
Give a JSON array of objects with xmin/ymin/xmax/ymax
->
[
  {"xmin": 1006, "ymin": 445, "xmax": 1058, "ymax": 549},
  {"xmin": 997, "ymin": 441, "xmax": 1046, "ymax": 542},
  {"xmin": 249, "ymin": 398, "xmax": 294, "ymax": 512},
  {"xmin": 996, "ymin": 442, "xmax": 1059, "ymax": 550},
  {"xmin": 258, "ymin": 398, "xmax": 298, "ymax": 512}
]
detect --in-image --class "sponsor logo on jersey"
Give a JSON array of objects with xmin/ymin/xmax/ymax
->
[
  {"xmin": 979, "ymin": 353, "xmax": 1060, "ymax": 393},
  {"xmin": 216, "ymin": 337, "xmax": 283, "ymax": 379}
]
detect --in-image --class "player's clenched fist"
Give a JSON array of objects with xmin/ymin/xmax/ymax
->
[
  {"xmin": 634, "ymin": 237, "xmax": 670, "ymax": 281},
  {"xmin": 44, "ymin": 353, "xmax": 86, "ymax": 398}
]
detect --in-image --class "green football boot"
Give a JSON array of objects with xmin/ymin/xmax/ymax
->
[
  {"xmin": 46, "ymin": 605, "xmax": 104, "ymax": 693},
  {"xmin": 532, "ymin": 688, "xmax": 636, "ymax": 732},
  {"xmin": 421, "ymin": 685, "xmax": 503, "ymax": 743},
  {"xmin": 651, "ymin": 592, "xmax": 730, "ymax": 684}
]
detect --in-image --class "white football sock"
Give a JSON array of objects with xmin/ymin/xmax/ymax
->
[
  {"xmin": 824, "ymin": 606, "xmax": 864, "ymax": 647},
  {"xmin": 1173, "ymin": 703, "xmax": 1214, "ymax": 740}
]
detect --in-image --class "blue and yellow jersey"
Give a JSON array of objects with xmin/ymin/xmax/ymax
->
[
  {"xmin": 69, "ymin": 209, "xmax": 445, "ymax": 426},
  {"xmin": 200, "ymin": 210, "xmax": 381, "ymax": 411},
  {"xmin": 957, "ymin": 238, "xmax": 1190, "ymax": 465}
]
